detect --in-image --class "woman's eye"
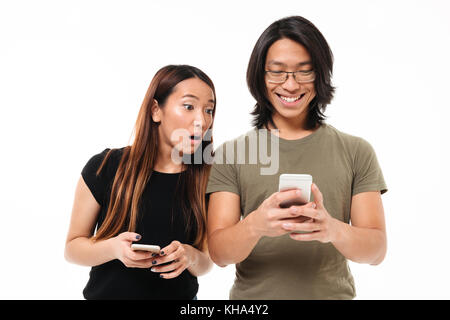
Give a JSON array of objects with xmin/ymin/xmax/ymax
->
[
  {"xmin": 183, "ymin": 104, "xmax": 194, "ymax": 110},
  {"xmin": 205, "ymin": 108, "xmax": 214, "ymax": 115}
]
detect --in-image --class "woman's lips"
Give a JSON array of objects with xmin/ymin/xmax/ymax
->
[{"xmin": 190, "ymin": 135, "xmax": 202, "ymax": 145}]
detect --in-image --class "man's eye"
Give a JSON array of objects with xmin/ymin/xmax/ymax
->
[{"xmin": 183, "ymin": 104, "xmax": 194, "ymax": 110}]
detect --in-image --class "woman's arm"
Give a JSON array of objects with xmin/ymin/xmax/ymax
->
[
  {"xmin": 185, "ymin": 245, "xmax": 213, "ymax": 277},
  {"xmin": 64, "ymin": 176, "xmax": 115, "ymax": 266},
  {"xmin": 64, "ymin": 176, "xmax": 153, "ymax": 267}
]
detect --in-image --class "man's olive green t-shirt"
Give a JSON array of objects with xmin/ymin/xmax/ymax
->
[{"xmin": 206, "ymin": 123, "xmax": 387, "ymax": 300}]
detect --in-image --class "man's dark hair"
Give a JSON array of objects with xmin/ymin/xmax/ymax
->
[{"xmin": 247, "ymin": 16, "xmax": 335, "ymax": 130}]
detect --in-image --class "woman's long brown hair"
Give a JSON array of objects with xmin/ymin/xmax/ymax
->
[{"xmin": 90, "ymin": 65, "xmax": 216, "ymax": 250}]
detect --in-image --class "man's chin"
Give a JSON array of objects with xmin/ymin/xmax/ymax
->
[{"xmin": 272, "ymin": 107, "xmax": 308, "ymax": 122}]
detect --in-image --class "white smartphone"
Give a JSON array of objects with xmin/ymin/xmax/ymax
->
[
  {"xmin": 278, "ymin": 174, "xmax": 312, "ymax": 208},
  {"xmin": 279, "ymin": 174, "xmax": 313, "ymax": 234},
  {"xmin": 131, "ymin": 244, "xmax": 161, "ymax": 254}
]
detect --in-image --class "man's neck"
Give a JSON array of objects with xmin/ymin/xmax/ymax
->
[{"xmin": 267, "ymin": 115, "xmax": 318, "ymax": 140}]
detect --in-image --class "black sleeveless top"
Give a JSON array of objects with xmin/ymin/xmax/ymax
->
[{"xmin": 81, "ymin": 148, "xmax": 198, "ymax": 299}]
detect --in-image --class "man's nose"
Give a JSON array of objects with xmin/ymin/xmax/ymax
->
[{"xmin": 282, "ymin": 73, "xmax": 301, "ymax": 92}]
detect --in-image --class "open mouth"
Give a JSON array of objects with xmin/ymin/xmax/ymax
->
[
  {"xmin": 276, "ymin": 93, "xmax": 306, "ymax": 104},
  {"xmin": 190, "ymin": 135, "xmax": 202, "ymax": 141}
]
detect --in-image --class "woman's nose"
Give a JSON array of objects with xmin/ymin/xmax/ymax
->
[
  {"xmin": 194, "ymin": 119, "xmax": 203, "ymax": 131},
  {"xmin": 194, "ymin": 111, "xmax": 207, "ymax": 131}
]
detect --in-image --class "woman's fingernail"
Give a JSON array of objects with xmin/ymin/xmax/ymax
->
[
  {"xmin": 151, "ymin": 253, "xmax": 157, "ymax": 257},
  {"xmin": 136, "ymin": 235, "xmax": 141, "ymax": 240},
  {"xmin": 296, "ymin": 190, "xmax": 302, "ymax": 195},
  {"xmin": 150, "ymin": 268, "xmax": 155, "ymax": 272},
  {"xmin": 159, "ymin": 274, "xmax": 164, "ymax": 278},
  {"xmin": 283, "ymin": 223, "xmax": 292, "ymax": 229},
  {"xmin": 160, "ymin": 251, "xmax": 165, "ymax": 255},
  {"xmin": 291, "ymin": 207, "xmax": 298, "ymax": 213},
  {"xmin": 152, "ymin": 260, "xmax": 157, "ymax": 265}
]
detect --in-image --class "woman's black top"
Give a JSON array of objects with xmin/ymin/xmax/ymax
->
[{"xmin": 80, "ymin": 148, "xmax": 198, "ymax": 300}]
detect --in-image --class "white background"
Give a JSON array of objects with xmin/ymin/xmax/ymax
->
[{"xmin": 1, "ymin": 0, "xmax": 449, "ymax": 299}]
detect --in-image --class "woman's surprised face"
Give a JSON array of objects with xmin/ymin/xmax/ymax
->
[
  {"xmin": 264, "ymin": 38, "xmax": 316, "ymax": 124},
  {"xmin": 152, "ymin": 77, "xmax": 215, "ymax": 156}
]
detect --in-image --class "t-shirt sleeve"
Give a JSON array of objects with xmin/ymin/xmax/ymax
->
[
  {"xmin": 206, "ymin": 144, "xmax": 240, "ymax": 196},
  {"xmin": 352, "ymin": 138, "xmax": 388, "ymax": 196},
  {"xmin": 81, "ymin": 148, "xmax": 112, "ymax": 205}
]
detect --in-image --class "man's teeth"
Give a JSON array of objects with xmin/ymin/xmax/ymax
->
[{"xmin": 280, "ymin": 95, "xmax": 302, "ymax": 103}]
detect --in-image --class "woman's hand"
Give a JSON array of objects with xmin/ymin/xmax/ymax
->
[
  {"xmin": 150, "ymin": 240, "xmax": 195, "ymax": 279},
  {"xmin": 281, "ymin": 183, "xmax": 339, "ymax": 243},
  {"xmin": 110, "ymin": 232, "xmax": 154, "ymax": 268}
]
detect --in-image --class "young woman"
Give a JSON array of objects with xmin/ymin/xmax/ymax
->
[
  {"xmin": 65, "ymin": 65, "xmax": 216, "ymax": 299},
  {"xmin": 207, "ymin": 16, "xmax": 388, "ymax": 299}
]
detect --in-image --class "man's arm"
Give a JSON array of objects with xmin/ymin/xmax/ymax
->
[
  {"xmin": 283, "ymin": 184, "xmax": 387, "ymax": 265},
  {"xmin": 207, "ymin": 189, "xmax": 315, "ymax": 267},
  {"xmin": 332, "ymin": 191, "xmax": 387, "ymax": 265},
  {"xmin": 207, "ymin": 192, "xmax": 259, "ymax": 267}
]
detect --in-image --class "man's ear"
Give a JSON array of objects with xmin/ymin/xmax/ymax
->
[{"xmin": 151, "ymin": 99, "xmax": 161, "ymax": 123}]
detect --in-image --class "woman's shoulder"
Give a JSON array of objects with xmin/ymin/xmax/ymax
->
[
  {"xmin": 80, "ymin": 147, "xmax": 128, "ymax": 205},
  {"xmin": 83, "ymin": 146, "xmax": 128, "ymax": 177},
  {"xmin": 90, "ymin": 146, "xmax": 126, "ymax": 162},
  {"xmin": 105, "ymin": 146, "xmax": 127, "ymax": 162}
]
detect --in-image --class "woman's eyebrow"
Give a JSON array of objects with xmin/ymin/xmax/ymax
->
[
  {"xmin": 182, "ymin": 94, "xmax": 199, "ymax": 100},
  {"xmin": 182, "ymin": 94, "xmax": 215, "ymax": 104}
]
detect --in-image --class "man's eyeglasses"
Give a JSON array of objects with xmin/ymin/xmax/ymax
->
[{"xmin": 265, "ymin": 70, "xmax": 315, "ymax": 84}]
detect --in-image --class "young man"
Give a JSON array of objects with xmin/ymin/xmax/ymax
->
[{"xmin": 206, "ymin": 16, "xmax": 387, "ymax": 299}]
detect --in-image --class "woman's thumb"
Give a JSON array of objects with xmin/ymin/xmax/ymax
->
[{"xmin": 121, "ymin": 232, "xmax": 141, "ymax": 242}]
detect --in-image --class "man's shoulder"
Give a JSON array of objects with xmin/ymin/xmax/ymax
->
[
  {"xmin": 321, "ymin": 124, "xmax": 380, "ymax": 162},
  {"xmin": 322, "ymin": 123, "xmax": 366, "ymax": 146}
]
